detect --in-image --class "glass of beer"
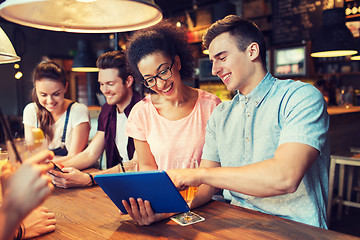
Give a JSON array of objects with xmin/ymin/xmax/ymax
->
[
  {"xmin": 0, "ymin": 150, "xmax": 8, "ymax": 174},
  {"xmin": 123, "ymin": 161, "xmax": 138, "ymax": 172},
  {"xmin": 174, "ymin": 158, "xmax": 199, "ymax": 223},
  {"xmin": 7, "ymin": 129, "xmax": 47, "ymax": 164},
  {"xmin": 7, "ymin": 138, "xmax": 46, "ymax": 164}
]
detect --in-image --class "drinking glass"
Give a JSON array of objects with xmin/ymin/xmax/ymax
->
[
  {"xmin": 7, "ymin": 137, "xmax": 47, "ymax": 164},
  {"xmin": 173, "ymin": 158, "xmax": 199, "ymax": 223},
  {"xmin": 123, "ymin": 161, "xmax": 138, "ymax": 172},
  {"xmin": 0, "ymin": 150, "xmax": 8, "ymax": 174}
]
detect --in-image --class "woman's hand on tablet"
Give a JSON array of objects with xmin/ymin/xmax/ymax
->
[{"xmin": 121, "ymin": 198, "xmax": 174, "ymax": 226}]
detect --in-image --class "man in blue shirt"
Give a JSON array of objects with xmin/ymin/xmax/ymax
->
[
  {"xmin": 171, "ymin": 15, "xmax": 330, "ymax": 228},
  {"xmin": 126, "ymin": 15, "xmax": 330, "ymax": 228}
]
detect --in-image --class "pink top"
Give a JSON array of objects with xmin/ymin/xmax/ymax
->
[{"xmin": 126, "ymin": 89, "xmax": 221, "ymax": 170}]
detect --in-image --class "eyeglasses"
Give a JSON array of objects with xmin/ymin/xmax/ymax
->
[{"xmin": 142, "ymin": 60, "xmax": 174, "ymax": 88}]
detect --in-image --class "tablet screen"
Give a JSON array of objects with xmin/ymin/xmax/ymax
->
[{"xmin": 94, "ymin": 170, "xmax": 190, "ymax": 214}]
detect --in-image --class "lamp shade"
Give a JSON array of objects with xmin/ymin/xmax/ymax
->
[
  {"xmin": 351, "ymin": 55, "xmax": 360, "ymax": 60},
  {"xmin": 0, "ymin": 0, "xmax": 163, "ymax": 33},
  {"xmin": 71, "ymin": 40, "xmax": 98, "ymax": 72},
  {"xmin": 311, "ymin": 8, "xmax": 357, "ymax": 58},
  {"xmin": 0, "ymin": 27, "xmax": 20, "ymax": 63},
  {"xmin": 350, "ymin": 38, "xmax": 360, "ymax": 60}
]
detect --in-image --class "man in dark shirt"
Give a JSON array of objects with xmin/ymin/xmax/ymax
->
[{"xmin": 50, "ymin": 50, "xmax": 142, "ymax": 188}]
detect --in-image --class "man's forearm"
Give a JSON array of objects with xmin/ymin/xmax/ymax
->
[
  {"xmin": 61, "ymin": 151, "xmax": 99, "ymax": 170},
  {"xmin": 198, "ymin": 161, "xmax": 301, "ymax": 198},
  {"xmin": 199, "ymin": 143, "xmax": 319, "ymax": 198},
  {"xmin": 90, "ymin": 165, "xmax": 119, "ymax": 176}
]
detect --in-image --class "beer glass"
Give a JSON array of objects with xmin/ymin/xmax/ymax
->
[
  {"xmin": 7, "ymin": 137, "xmax": 46, "ymax": 164},
  {"xmin": 174, "ymin": 158, "xmax": 199, "ymax": 223},
  {"xmin": 123, "ymin": 161, "xmax": 138, "ymax": 172},
  {"xmin": 0, "ymin": 151, "xmax": 8, "ymax": 174}
]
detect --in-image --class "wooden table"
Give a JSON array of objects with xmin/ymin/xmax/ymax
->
[{"xmin": 37, "ymin": 186, "xmax": 359, "ymax": 240}]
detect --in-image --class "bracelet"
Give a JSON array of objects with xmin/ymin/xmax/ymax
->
[
  {"xmin": 87, "ymin": 173, "xmax": 95, "ymax": 186},
  {"xmin": 14, "ymin": 223, "xmax": 23, "ymax": 240},
  {"xmin": 22, "ymin": 223, "xmax": 25, "ymax": 239}
]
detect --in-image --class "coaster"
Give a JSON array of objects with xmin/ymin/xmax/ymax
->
[{"xmin": 170, "ymin": 212, "xmax": 205, "ymax": 226}]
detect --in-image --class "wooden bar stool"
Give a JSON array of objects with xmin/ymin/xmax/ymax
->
[
  {"xmin": 327, "ymin": 155, "xmax": 360, "ymax": 226},
  {"xmin": 347, "ymin": 148, "xmax": 360, "ymax": 213}
]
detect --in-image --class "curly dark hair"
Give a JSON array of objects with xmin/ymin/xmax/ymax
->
[
  {"xmin": 203, "ymin": 15, "xmax": 267, "ymax": 67},
  {"xmin": 126, "ymin": 20, "xmax": 195, "ymax": 83}
]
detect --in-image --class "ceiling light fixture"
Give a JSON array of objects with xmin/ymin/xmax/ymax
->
[
  {"xmin": 71, "ymin": 40, "xmax": 98, "ymax": 72},
  {"xmin": 311, "ymin": 8, "xmax": 357, "ymax": 58},
  {"xmin": 0, "ymin": 27, "xmax": 20, "ymax": 63},
  {"xmin": 0, "ymin": 0, "xmax": 163, "ymax": 33}
]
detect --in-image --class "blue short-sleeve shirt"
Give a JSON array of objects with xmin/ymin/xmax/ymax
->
[{"xmin": 202, "ymin": 72, "xmax": 330, "ymax": 228}]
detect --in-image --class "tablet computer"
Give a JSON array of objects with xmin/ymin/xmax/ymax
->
[{"xmin": 94, "ymin": 170, "xmax": 190, "ymax": 214}]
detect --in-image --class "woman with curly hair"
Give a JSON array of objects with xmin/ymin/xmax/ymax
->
[
  {"xmin": 126, "ymin": 20, "xmax": 221, "ymax": 171},
  {"xmin": 123, "ymin": 20, "xmax": 221, "ymax": 225},
  {"xmin": 23, "ymin": 60, "xmax": 90, "ymax": 158}
]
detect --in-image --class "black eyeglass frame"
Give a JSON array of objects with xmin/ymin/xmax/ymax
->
[{"xmin": 142, "ymin": 60, "xmax": 174, "ymax": 88}]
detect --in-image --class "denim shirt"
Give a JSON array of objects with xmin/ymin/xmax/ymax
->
[{"xmin": 202, "ymin": 72, "xmax": 330, "ymax": 228}]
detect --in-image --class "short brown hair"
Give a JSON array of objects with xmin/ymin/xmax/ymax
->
[
  {"xmin": 203, "ymin": 15, "xmax": 267, "ymax": 66},
  {"xmin": 96, "ymin": 50, "xmax": 132, "ymax": 85}
]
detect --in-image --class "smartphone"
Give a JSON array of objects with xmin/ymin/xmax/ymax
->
[{"xmin": 52, "ymin": 162, "xmax": 64, "ymax": 173}]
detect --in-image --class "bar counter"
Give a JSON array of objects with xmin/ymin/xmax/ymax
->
[
  {"xmin": 34, "ymin": 185, "xmax": 359, "ymax": 240},
  {"xmin": 327, "ymin": 106, "xmax": 360, "ymax": 115}
]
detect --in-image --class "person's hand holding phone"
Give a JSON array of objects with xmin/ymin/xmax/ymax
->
[
  {"xmin": 49, "ymin": 167, "xmax": 95, "ymax": 188},
  {"xmin": 52, "ymin": 162, "xmax": 64, "ymax": 173}
]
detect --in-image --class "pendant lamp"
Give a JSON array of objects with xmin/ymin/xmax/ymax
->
[
  {"xmin": 0, "ymin": 0, "xmax": 162, "ymax": 33},
  {"xmin": 351, "ymin": 54, "xmax": 360, "ymax": 60},
  {"xmin": 351, "ymin": 38, "xmax": 360, "ymax": 60},
  {"xmin": 71, "ymin": 40, "xmax": 98, "ymax": 72},
  {"xmin": 0, "ymin": 27, "xmax": 20, "ymax": 63},
  {"xmin": 311, "ymin": 8, "xmax": 357, "ymax": 58}
]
